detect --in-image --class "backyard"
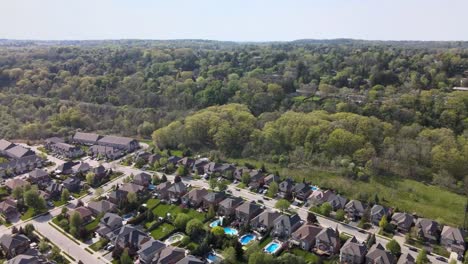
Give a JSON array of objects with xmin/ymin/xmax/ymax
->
[{"xmin": 150, "ymin": 223, "xmax": 176, "ymax": 240}]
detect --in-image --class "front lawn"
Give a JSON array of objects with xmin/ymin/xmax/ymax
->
[
  {"xmin": 72, "ymin": 189, "xmax": 89, "ymax": 198},
  {"xmin": 20, "ymin": 207, "xmax": 38, "ymax": 220},
  {"xmin": 85, "ymin": 216, "xmax": 102, "ymax": 232},
  {"xmin": 0, "ymin": 187, "xmax": 9, "ymax": 198},
  {"xmin": 150, "ymin": 223, "xmax": 175, "ymax": 240},
  {"xmin": 53, "ymin": 199, "xmax": 68, "ymax": 207},
  {"xmin": 89, "ymin": 238, "xmax": 109, "ymax": 251}
]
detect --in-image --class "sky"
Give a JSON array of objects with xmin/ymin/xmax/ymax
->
[{"xmin": 1, "ymin": 0, "xmax": 467, "ymax": 41}]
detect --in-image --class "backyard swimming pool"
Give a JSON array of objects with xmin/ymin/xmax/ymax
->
[
  {"xmin": 223, "ymin": 227, "xmax": 238, "ymax": 236},
  {"xmin": 164, "ymin": 232, "xmax": 184, "ymax": 245},
  {"xmin": 264, "ymin": 241, "xmax": 281, "ymax": 254},
  {"xmin": 239, "ymin": 233, "xmax": 256, "ymax": 245},
  {"xmin": 207, "ymin": 252, "xmax": 222, "ymax": 263},
  {"xmin": 310, "ymin": 186, "xmax": 319, "ymax": 191},
  {"xmin": 122, "ymin": 213, "xmax": 134, "ymax": 221},
  {"xmin": 148, "ymin": 184, "xmax": 156, "ymax": 190},
  {"xmin": 209, "ymin": 219, "xmax": 221, "ymax": 228}
]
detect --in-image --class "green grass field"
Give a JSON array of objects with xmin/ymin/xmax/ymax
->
[
  {"xmin": 20, "ymin": 207, "xmax": 37, "ymax": 220},
  {"xmin": 150, "ymin": 223, "xmax": 175, "ymax": 240},
  {"xmin": 228, "ymin": 158, "xmax": 466, "ymax": 226},
  {"xmin": 151, "ymin": 203, "xmax": 206, "ymax": 222},
  {"xmin": 284, "ymin": 248, "xmax": 320, "ymax": 263}
]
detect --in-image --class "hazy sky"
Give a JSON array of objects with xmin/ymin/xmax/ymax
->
[{"xmin": 1, "ymin": 0, "xmax": 467, "ymax": 41}]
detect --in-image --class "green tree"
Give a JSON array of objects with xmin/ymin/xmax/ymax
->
[
  {"xmin": 386, "ymin": 239, "xmax": 401, "ymax": 257},
  {"xmin": 86, "ymin": 172, "xmax": 96, "ymax": 186},
  {"xmin": 174, "ymin": 213, "xmax": 191, "ymax": 230},
  {"xmin": 217, "ymin": 180, "xmax": 228, "ymax": 192},
  {"xmin": 69, "ymin": 211, "xmax": 82, "ymax": 237},
  {"xmin": 267, "ymin": 182, "xmax": 279, "ymax": 197},
  {"xmin": 12, "ymin": 186, "xmax": 24, "ymax": 201},
  {"xmin": 241, "ymin": 172, "xmax": 250, "ymax": 185},
  {"xmin": 207, "ymin": 205, "xmax": 216, "ymax": 219},
  {"xmin": 222, "ymin": 246, "xmax": 237, "ymax": 264},
  {"xmin": 209, "ymin": 176, "xmax": 217, "ymax": 190},
  {"xmin": 320, "ymin": 202, "xmax": 332, "ymax": 217},
  {"xmin": 120, "ymin": 248, "xmax": 133, "ymax": 264},
  {"xmin": 211, "ymin": 226, "xmax": 225, "ymax": 237},
  {"xmin": 335, "ymin": 209, "xmax": 345, "ymax": 221},
  {"xmin": 379, "ymin": 215, "xmax": 389, "ymax": 230},
  {"xmin": 275, "ymin": 199, "xmax": 291, "ymax": 212},
  {"xmin": 248, "ymin": 252, "xmax": 274, "ymax": 264},
  {"xmin": 127, "ymin": 192, "xmax": 137, "ymax": 204},
  {"xmin": 61, "ymin": 189, "xmax": 70, "ymax": 203},
  {"xmin": 24, "ymin": 189, "xmax": 46, "ymax": 213},
  {"xmin": 416, "ymin": 249, "xmax": 429, "ymax": 264},
  {"xmin": 186, "ymin": 218, "xmax": 204, "ymax": 238}
]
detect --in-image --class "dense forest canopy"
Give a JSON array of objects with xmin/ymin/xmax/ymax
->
[{"xmin": 1, "ymin": 39, "xmax": 468, "ymax": 192}]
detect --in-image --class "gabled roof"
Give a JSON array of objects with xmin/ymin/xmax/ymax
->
[
  {"xmin": 371, "ymin": 204, "xmax": 387, "ymax": 216},
  {"xmin": 6, "ymin": 145, "xmax": 35, "ymax": 159},
  {"xmin": 0, "ymin": 139, "xmax": 15, "ymax": 151},
  {"xmin": 98, "ymin": 135, "xmax": 136, "ymax": 146},
  {"xmin": 183, "ymin": 188, "xmax": 208, "ymax": 202},
  {"xmin": 67, "ymin": 206, "xmax": 93, "ymax": 219},
  {"xmin": 45, "ymin": 137, "xmax": 64, "ymax": 144},
  {"xmin": 63, "ymin": 176, "xmax": 81, "ymax": 186},
  {"xmin": 252, "ymin": 210, "xmax": 281, "ymax": 227},
  {"xmin": 134, "ymin": 172, "xmax": 152, "ymax": 183},
  {"xmin": 345, "ymin": 200, "xmax": 366, "ymax": 213},
  {"xmin": 156, "ymin": 246, "xmax": 185, "ymax": 264},
  {"xmin": 279, "ymin": 178, "xmax": 294, "ymax": 192},
  {"xmin": 341, "ymin": 236, "xmax": 367, "ymax": 257},
  {"xmin": 235, "ymin": 201, "xmax": 262, "ymax": 215},
  {"xmin": 292, "ymin": 224, "xmax": 322, "ymax": 243},
  {"xmin": 120, "ymin": 183, "xmax": 144, "ymax": 193},
  {"xmin": 5, "ymin": 178, "xmax": 28, "ymax": 190},
  {"xmin": 416, "ymin": 218, "xmax": 439, "ymax": 234},
  {"xmin": 168, "ymin": 182, "xmax": 186, "ymax": 193},
  {"xmin": 316, "ymin": 227, "xmax": 339, "ymax": 246},
  {"xmin": 391, "ymin": 212, "xmax": 414, "ymax": 228},
  {"xmin": 5, "ymin": 254, "xmax": 41, "ymax": 264},
  {"xmin": 397, "ymin": 253, "xmax": 415, "ymax": 264},
  {"xmin": 219, "ymin": 197, "xmax": 244, "ymax": 209},
  {"xmin": 137, "ymin": 239, "xmax": 166, "ymax": 259},
  {"xmin": 274, "ymin": 214, "xmax": 302, "ymax": 229},
  {"xmin": 87, "ymin": 200, "xmax": 117, "ymax": 214},
  {"xmin": 441, "ymin": 226, "xmax": 465, "ymax": 243},
  {"xmin": 0, "ymin": 234, "xmax": 29, "ymax": 250},
  {"xmin": 113, "ymin": 225, "xmax": 149, "ymax": 248},
  {"xmin": 176, "ymin": 255, "xmax": 204, "ymax": 264},
  {"xmin": 72, "ymin": 162, "xmax": 90, "ymax": 173},
  {"xmin": 73, "ymin": 132, "xmax": 101, "ymax": 142},
  {"xmin": 46, "ymin": 182, "xmax": 63, "ymax": 194},
  {"xmin": 203, "ymin": 192, "xmax": 226, "ymax": 202},
  {"xmin": 366, "ymin": 243, "xmax": 395, "ymax": 264},
  {"xmin": 28, "ymin": 168, "xmax": 48, "ymax": 179},
  {"xmin": 100, "ymin": 213, "xmax": 123, "ymax": 229},
  {"xmin": 264, "ymin": 174, "xmax": 280, "ymax": 184},
  {"xmin": 294, "ymin": 183, "xmax": 309, "ymax": 193}
]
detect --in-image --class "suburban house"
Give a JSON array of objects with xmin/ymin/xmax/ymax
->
[
  {"xmin": 0, "ymin": 198, "xmax": 18, "ymax": 220},
  {"xmin": 45, "ymin": 182, "xmax": 64, "ymax": 199},
  {"xmin": 344, "ymin": 200, "xmax": 366, "ymax": 221},
  {"xmin": 97, "ymin": 135, "xmax": 139, "ymax": 152},
  {"xmin": 0, "ymin": 234, "xmax": 30, "ymax": 258},
  {"xmin": 5, "ymin": 254, "xmax": 44, "ymax": 264},
  {"xmin": 397, "ymin": 253, "xmax": 415, "ymax": 264},
  {"xmin": 390, "ymin": 213, "xmax": 414, "ymax": 233},
  {"xmin": 44, "ymin": 137, "xmax": 65, "ymax": 147},
  {"xmin": 154, "ymin": 246, "xmax": 186, "ymax": 264},
  {"xmin": 233, "ymin": 167, "xmax": 250, "ymax": 181},
  {"xmin": 218, "ymin": 197, "xmax": 244, "ymax": 217},
  {"xmin": 88, "ymin": 145, "xmax": 124, "ymax": 160},
  {"xmin": 278, "ymin": 178, "xmax": 295, "ymax": 198},
  {"xmin": 62, "ymin": 176, "xmax": 81, "ymax": 193},
  {"xmin": 0, "ymin": 139, "xmax": 15, "ymax": 156},
  {"xmin": 365, "ymin": 243, "xmax": 396, "ymax": 264},
  {"xmin": 290, "ymin": 224, "xmax": 323, "ymax": 251},
  {"xmin": 0, "ymin": 155, "xmax": 44, "ymax": 178},
  {"xmin": 87, "ymin": 200, "xmax": 117, "ymax": 216},
  {"xmin": 263, "ymin": 174, "xmax": 280, "ymax": 187},
  {"xmin": 72, "ymin": 162, "xmax": 91, "ymax": 175},
  {"xmin": 177, "ymin": 157, "xmax": 195, "ymax": 170},
  {"xmin": 134, "ymin": 151, "xmax": 151, "ymax": 162},
  {"xmin": 181, "ymin": 188, "xmax": 208, "ymax": 208},
  {"xmin": 415, "ymin": 218, "xmax": 440, "ymax": 243},
  {"xmin": 155, "ymin": 182, "xmax": 173, "ymax": 200},
  {"xmin": 271, "ymin": 214, "xmax": 303, "ymax": 239},
  {"xmin": 167, "ymin": 156, "xmax": 181, "ymax": 166},
  {"xmin": 251, "ymin": 210, "xmax": 281, "ymax": 234},
  {"xmin": 309, "ymin": 190, "xmax": 347, "ymax": 210},
  {"xmin": 97, "ymin": 213, "xmax": 123, "ymax": 239},
  {"xmin": 148, "ymin": 154, "xmax": 163, "ymax": 167},
  {"xmin": 120, "ymin": 183, "xmax": 144, "ymax": 195},
  {"xmin": 167, "ymin": 182, "xmax": 187, "ymax": 202},
  {"xmin": 28, "ymin": 168, "xmax": 51, "ymax": 187},
  {"xmin": 67, "ymin": 206, "xmax": 93, "ymax": 224},
  {"xmin": 72, "ymin": 132, "xmax": 101, "ymax": 145},
  {"xmin": 92, "ymin": 165, "xmax": 107, "ymax": 179},
  {"xmin": 235, "ymin": 201, "xmax": 262, "ymax": 224},
  {"xmin": 293, "ymin": 183, "xmax": 312, "ymax": 201},
  {"xmin": 176, "ymin": 255, "xmax": 204, "ymax": 264},
  {"xmin": 340, "ymin": 236, "xmax": 367, "ymax": 264},
  {"xmin": 47, "ymin": 142, "xmax": 83, "ymax": 159},
  {"xmin": 4, "ymin": 145, "xmax": 35, "ymax": 159},
  {"xmin": 314, "ymin": 227, "xmax": 340, "ymax": 255},
  {"xmin": 134, "ymin": 172, "xmax": 152, "ymax": 187},
  {"xmin": 202, "ymin": 192, "xmax": 226, "ymax": 210},
  {"xmin": 247, "ymin": 170, "xmax": 265, "ymax": 189},
  {"xmin": 112, "ymin": 225, "xmax": 150, "ymax": 250},
  {"xmin": 203, "ymin": 162, "xmax": 222, "ymax": 175},
  {"xmin": 370, "ymin": 205, "xmax": 388, "ymax": 226},
  {"xmin": 192, "ymin": 159, "xmax": 209, "ymax": 174},
  {"xmin": 440, "ymin": 226, "xmax": 466, "ymax": 256},
  {"xmin": 137, "ymin": 239, "xmax": 166, "ymax": 264},
  {"xmin": 5, "ymin": 178, "xmax": 29, "ymax": 191},
  {"xmin": 55, "ymin": 161, "xmax": 76, "ymax": 175}
]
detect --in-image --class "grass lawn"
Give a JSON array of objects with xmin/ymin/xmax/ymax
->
[
  {"xmin": 285, "ymin": 248, "xmax": 320, "ymax": 263},
  {"xmin": 0, "ymin": 187, "xmax": 9, "ymax": 198},
  {"xmin": 228, "ymin": 158, "xmax": 466, "ymax": 226},
  {"xmin": 150, "ymin": 223, "xmax": 175, "ymax": 240},
  {"xmin": 53, "ymin": 199, "xmax": 68, "ymax": 207},
  {"xmin": 237, "ymin": 183, "xmax": 246, "ymax": 189},
  {"xmin": 152, "ymin": 203, "xmax": 206, "ymax": 222},
  {"xmin": 20, "ymin": 207, "xmax": 37, "ymax": 220},
  {"xmin": 72, "ymin": 189, "xmax": 89, "ymax": 198},
  {"xmin": 146, "ymin": 198, "xmax": 160, "ymax": 209},
  {"xmin": 89, "ymin": 238, "xmax": 109, "ymax": 251},
  {"xmin": 85, "ymin": 216, "xmax": 102, "ymax": 232}
]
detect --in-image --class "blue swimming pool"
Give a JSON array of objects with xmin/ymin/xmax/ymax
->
[
  {"xmin": 239, "ymin": 233, "xmax": 256, "ymax": 245},
  {"xmin": 122, "ymin": 213, "xmax": 134, "ymax": 221},
  {"xmin": 264, "ymin": 241, "xmax": 281, "ymax": 254},
  {"xmin": 224, "ymin": 227, "xmax": 238, "ymax": 236},
  {"xmin": 209, "ymin": 219, "xmax": 221, "ymax": 228},
  {"xmin": 148, "ymin": 184, "xmax": 156, "ymax": 190},
  {"xmin": 207, "ymin": 252, "xmax": 222, "ymax": 263},
  {"xmin": 310, "ymin": 186, "xmax": 318, "ymax": 191}
]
